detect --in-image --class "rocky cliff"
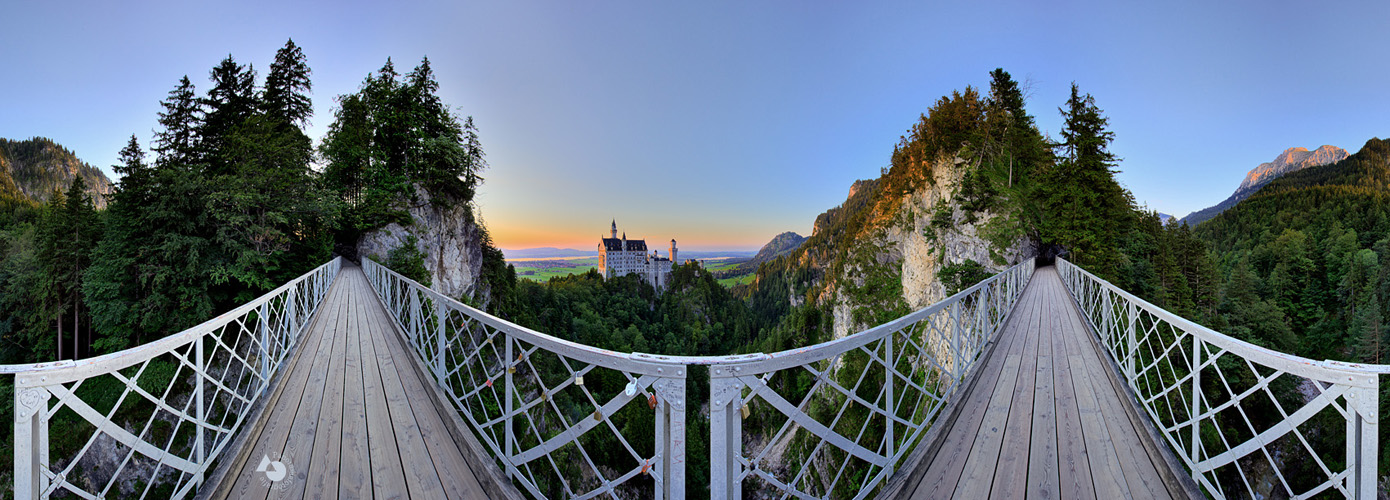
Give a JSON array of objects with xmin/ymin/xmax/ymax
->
[
  {"xmin": 825, "ymin": 156, "xmax": 1033, "ymax": 339},
  {"xmin": 1182, "ymin": 145, "xmax": 1347, "ymax": 226},
  {"xmin": 1236, "ymin": 145, "xmax": 1347, "ymax": 194},
  {"xmin": 357, "ymin": 187, "xmax": 486, "ymax": 301},
  {"xmin": 751, "ymin": 154, "xmax": 1034, "ymax": 342},
  {"xmin": 0, "ymin": 137, "xmax": 115, "ymax": 208}
]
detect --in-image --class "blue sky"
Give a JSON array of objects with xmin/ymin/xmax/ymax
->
[{"xmin": 3, "ymin": 0, "xmax": 1386, "ymax": 251}]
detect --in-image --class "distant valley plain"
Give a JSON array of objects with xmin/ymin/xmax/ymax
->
[{"xmin": 506, "ymin": 250, "xmax": 757, "ymax": 287}]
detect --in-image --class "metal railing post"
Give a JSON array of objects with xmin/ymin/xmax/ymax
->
[
  {"xmin": 13, "ymin": 385, "xmax": 49, "ymax": 500},
  {"xmin": 195, "ymin": 335, "xmax": 206, "ymax": 485},
  {"xmin": 1101, "ymin": 291, "xmax": 1112, "ymax": 345},
  {"xmin": 259, "ymin": 302, "xmax": 270, "ymax": 384},
  {"xmin": 435, "ymin": 300, "xmax": 446, "ymax": 379},
  {"xmin": 950, "ymin": 302, "xmax": 962, "ymax": 380},
  {"xmin": 709, "ymin": 371, "xmax": 742, "ymax": 500},
  {"xmin": 1350, "ymin": 378, "xmax": 1379, "ymax": 499},
  {"xmin": 1126, "ymin": 301, "xmax": 1138, "ymax": 386},
  {"xmin": 410, "ymin": 290, "xmax": 421, "ymax": 346},
  {"xmin": 885, "ymin": 333, "xmax": 895, "ymax": 476},
  {"xmin": 286, "ymin": 288, "xmax": 298, "ymax": 338},
  {"xmin": 1189, "ymin": 336, "xmax": 1202, "ymax": 468},
  {"xmin": 504, "ymin": 334, "xmax": 514, "ymax": 480},
  {"xmin": 658, "ymin": 372, "xmax": 687, "ymax": 500}
]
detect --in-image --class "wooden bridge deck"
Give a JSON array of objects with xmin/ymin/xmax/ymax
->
[
  {"xmin": 896, "ymin": 266, "xmax": 1189, "ymax": 499},
  {"xmin": 208, "ymin": 265, "xmax": 513, "ymax": 500}
]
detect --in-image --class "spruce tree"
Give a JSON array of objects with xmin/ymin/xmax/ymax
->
[
  {"xmin": 201, "ymin": 56, "xmax": 257, "ymax": 175},
  {"xmin": 262, "ymin": 38, "xmax": 313, "ymax": 127},
  {"xmin": 1038, "ymin": 83, "xmax": 1132, "ymax": 277},
  {"xmin": 153, "ymin": 76, "xmax": 201, "ymax": 166}
]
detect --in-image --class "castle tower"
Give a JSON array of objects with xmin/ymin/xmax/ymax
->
[
  {"xmin": 669, "ymin": 239, "xmax": 677, "ymax": 264},
  {"xmin": 611, "ymin": 219, "xmax": 618, "ymax": 238}
]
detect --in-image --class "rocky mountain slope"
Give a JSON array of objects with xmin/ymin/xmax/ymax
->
[
  {"xmin": 0, "ymin": 137, "xmax": 115, "ymax": 208},
  {"xmin": 750, "ymin": 232, "xmax": 806, "ymax": 266},
  {"xmin": 1182, "ymin": 145, "xmax": 1347, "ymax": 226},
  {"xmin": 748, "ymin": 153, "xmax": 1034, "ymax": 340}
]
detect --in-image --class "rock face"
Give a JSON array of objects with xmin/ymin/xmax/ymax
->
[
  {"xmin": 821, "ymin": 156, "xmax": 1033, "ymax": 340},
  {"xmin": 0, "ymin": 137, "xmax": 115, "ymax": 208},
  {"xmin": 1237, "ymin": 145, "xmax": 1347, "ymax": 193},
  {"xmin": 357, "ymin": 187, "xmax": 486, "ymax": 301},
  {"xmin": 1183, "ymin": 145, "xmax": 1347, "ymax": 226}
]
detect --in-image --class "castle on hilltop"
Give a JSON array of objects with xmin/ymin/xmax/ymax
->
[{"xmin": 598, "ymin": 220, "xmax": 677, "ymax": 290}]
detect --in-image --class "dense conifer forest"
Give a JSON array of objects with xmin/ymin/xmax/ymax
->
[{"xmin": 0, "ymin": 40, "xmax": 509, "ymax": 480}]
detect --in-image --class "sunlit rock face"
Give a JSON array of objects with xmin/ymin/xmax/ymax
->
[
  {"xmin": 1182, "ymin": 145, "xmax": 1348, "ymax": 226},
  {"xmin": 1237, "ymin": 145, "xmax": 1348, "ymax": 194}
]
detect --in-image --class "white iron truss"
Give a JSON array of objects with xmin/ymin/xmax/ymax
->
[
  {"xmin": 15, "ymin": 254, "xmax": 1379, "ymax": 499},
  {"xmin": 1057, "ymin": 258, "xmax": 1387, "ymax": 500},
  {"xmin": 5, "ymin": 257, "xmax": 341, "ymax": 499},
  {"xmin": 362, "ymin": 258, "xmax": 695, "ymax": 500},
  {"xmin": 363, "ymin": 257, "xmax": 1034, "ymax": 500}
]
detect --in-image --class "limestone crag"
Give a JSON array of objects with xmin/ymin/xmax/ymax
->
[
  {"xmin": 357, "ymin": 186, "xmax": 485, "ymax": 301},
  {"xmin": 1182, "ymin": 145, "xmax": 1347, "ymax": 226},
  {"xmin": 828, "ymin": 156, "xmax": 1033, "ymax": 340},
  {"xmin": 1237, "ymin": 145, "xmax": 1347, "ymax": 194}
]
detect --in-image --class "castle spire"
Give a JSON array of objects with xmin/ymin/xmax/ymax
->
[{"xmin": 610, "ymin": 219, "xmax": 618, "ymax": 239}]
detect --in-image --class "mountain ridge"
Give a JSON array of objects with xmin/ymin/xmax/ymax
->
[
  {"xmin": 0, "ymin": 137, "xmax": 115, "ymax": 208},
  {"xmin": 1182, "ymin": 145, "xmax": 1347, "ymax": 226}
]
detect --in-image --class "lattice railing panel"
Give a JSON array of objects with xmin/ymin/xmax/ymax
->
[
  {"xmin": 6, "ymin": 257, "xmax": 341, "ymax": 499},
  {"xmin": 1057, "ymin": 258, "xmax": 1382, "ymax": 500},
  {"xmin": 363, "ymin": 259, "xmax": 689, "ymax": 500},
  {"xmin": 707, "ymin": 259, "xmax": 1034, "ymax": 500}
]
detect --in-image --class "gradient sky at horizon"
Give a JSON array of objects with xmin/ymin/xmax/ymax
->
[{"xmin": 4, "ymin": 0, "xmax": 1387, "ymax": 251}]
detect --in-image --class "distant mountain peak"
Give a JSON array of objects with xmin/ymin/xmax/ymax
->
[
  {"xmin": 745, "ymin": 231, "xmax": 806, "ymax": 269},
  {"xmin": 1236, "ymin": 145, "xmax": 1347, "ymax": 193},
  {"xmin": 1183, "ymin": 144, "xmax": 1348, "ymax": 226}
]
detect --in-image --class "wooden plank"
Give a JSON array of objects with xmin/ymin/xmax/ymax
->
[
  {"xmin": 906, "ymin": 279, "xmax": 1038, "ymax": 498},
  {"xmin": 1026, "ymin": 279, "xmax": 1060, "ymax": 500},
  {"xmin": 1069, "ymin": 349, "xmax": 1132, "ymax": 499},
  {"xmin": 367, "ymin": 284, "xmax": 492, "ymax": 499},
  {"xmin": 229, "ymin": 282, "xmax": 346, "ymax": 500},
  {"xmin": 1058, "ymin": 286, "xmax": 1173, "ymax": 500},
  {"xmin": 300, "ymin": 275, "xmax": 351, "ymax": 500},
  {"xmin": 338, "ymin": 277, "xmax": 371, "ymax": 499},
  {"xmin": 1048, "ymin": 275, "xmax": 1096, "ymax": 500},
  {"xmin": 988, "ymin": 273, "xmax": 1045, "ymax": 498},
  {"xmin": 1046, "ymin": 267, "xmax": 1133, "ymax": 500},
  {"xmin": 360, "ymin": 269, "xmax": 450, "ymax": 499},
  {"xmin": 204, "ymin": 274, "xmax": 346, "ymax": 500},
  {"xmin": 358, "ymin": 273, "xmax": 411, "ymax": 500},
  {"xmin": 949, "ymin": 353, "xmax": 1023, "ymax": 499}
]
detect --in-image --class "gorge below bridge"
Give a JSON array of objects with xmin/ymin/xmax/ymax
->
[{"xmin": 4, "ymin": 255, "xmax": 1385, "ymax": 499}]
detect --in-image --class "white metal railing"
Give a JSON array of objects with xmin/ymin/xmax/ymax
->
[
  {"xmin": 362, "ymin": 258, "xmax": 695, "ymax": 499},
  {"xmin": 5, "ymin": 257, "xmax": 341, "ymax": 499},
  {"xmin": 705, "ymin": 259, "xmax": 1034, "ymax": 500},
  {"xmin": 1057, "ymin": 257, "xmax": 1385, "ymax": 499},
  {"xmin": 364, "ymin": 257, "xmax": 1034, "ymax": 500}
]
